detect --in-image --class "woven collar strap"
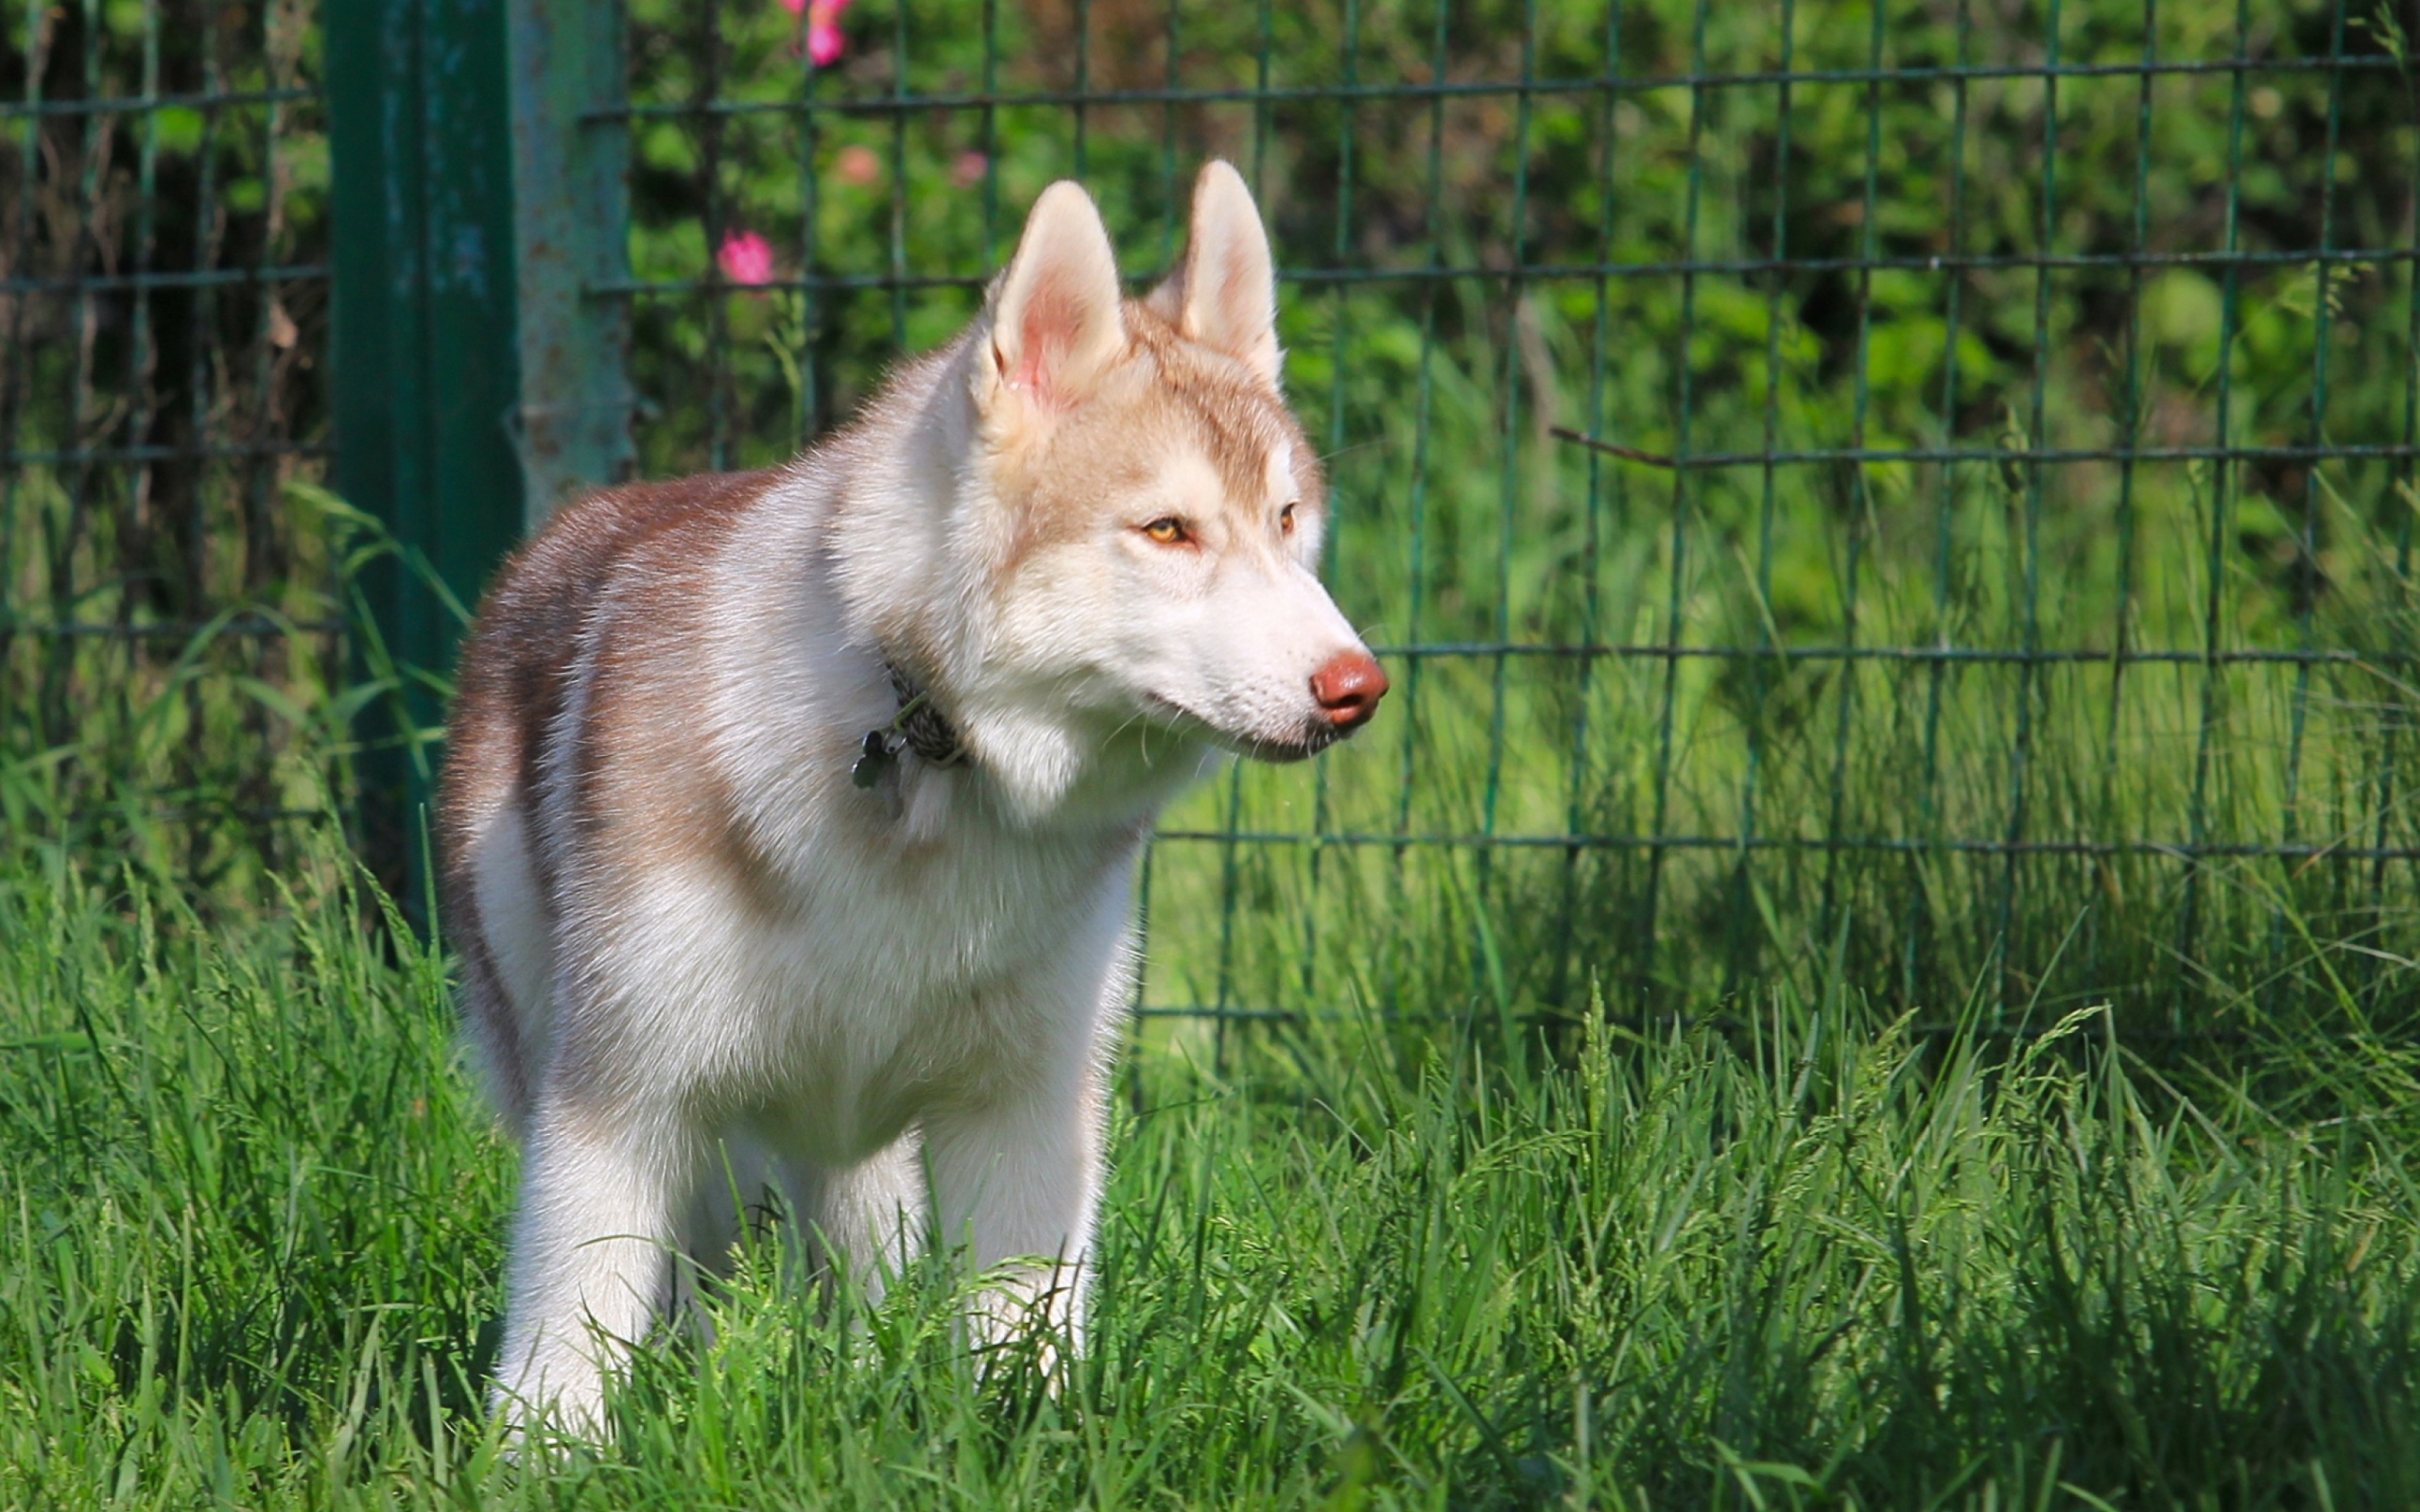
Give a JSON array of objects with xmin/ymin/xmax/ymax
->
[
  {"xmin": 853, "ymin": 662, "xmax": 966, "ymax": 789},
  {"xmin": 886, "ymin": 665, "xmax": 967, "ymax": 767}
]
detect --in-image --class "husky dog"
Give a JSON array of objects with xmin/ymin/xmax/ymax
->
[{"xmin": 437, "ymin": 162, "xmax": 1387, "ymax": 1432}]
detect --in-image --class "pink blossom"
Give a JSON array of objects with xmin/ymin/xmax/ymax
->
[
  {"xmin": 806, "ymin": 0, "xmax": 852, "ymax": 65},
  {"xmin": 951, "ymin": 150, "xmax": 987, "ymax": 188},
  {"xmin": 716, "ymin": 229, "xmax": 775, "ymax": 287},
  {"xmin": 835, "ymin": 144, "xmax": 880, "ymax": 186}
]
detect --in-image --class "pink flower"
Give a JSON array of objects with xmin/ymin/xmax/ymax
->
[
  {"xmin": 806, "ymin": 0, "xmax": 852, "ymax": 65},
  {"xmin": 835, "ymin": 144, "xmax": 880, "ymax": 186},
  {"xmin": 951, "ymin": 150, "xmax": 987, "ymax": 189},
  {"xmin": 716, "ymin": 229, "xmax": 775, "ymax": 287}
]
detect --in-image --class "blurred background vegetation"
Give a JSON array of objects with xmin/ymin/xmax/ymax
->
[{"xmin": 4, "ymin": 0, "xmax": 2417, "ymax": 1043}]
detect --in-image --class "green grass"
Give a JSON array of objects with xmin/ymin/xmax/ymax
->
[{"xmin": 7, "ymin": 838, "xmax": 2420, "ymax": 1509}]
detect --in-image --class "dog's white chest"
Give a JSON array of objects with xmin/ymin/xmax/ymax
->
[{"xmin": 683, "ymin": 794, "xmax": 1132, "ymax": 1158}]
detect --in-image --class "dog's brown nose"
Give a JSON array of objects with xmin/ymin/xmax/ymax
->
[{"xmin": 1310, "ymin": 649, "xmax": 1389, "ymax": 730}]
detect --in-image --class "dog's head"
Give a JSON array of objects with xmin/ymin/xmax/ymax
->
[{"xmin": 960, "ymin": 163, "xmax": 1386, "ymax": 780}]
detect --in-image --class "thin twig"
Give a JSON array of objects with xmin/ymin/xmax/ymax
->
[{"xmin": 1549, "ymin": 425, "xmax": 1678, "ymax": 470}]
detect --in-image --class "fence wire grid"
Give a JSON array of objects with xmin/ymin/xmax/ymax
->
[
  {"xmin": 592, "ymin": 0, "xmax": 2420, "ymax": 1035},
  {"xmin": 10, "ymin": 0, "xmax": 2420, "ymax": 1036},
  {"xmin": 1, "ymin": 0, "xmax": 337, "ymax": 882}
]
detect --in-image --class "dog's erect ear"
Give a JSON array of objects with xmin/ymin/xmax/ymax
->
[
  {"xmin": 985, "ymin": 180, "xmax": 1126, "ymax": 412},
  {"xmin": 1150, "ymin": 160, "xmax": 1281, "ymax": 389}
]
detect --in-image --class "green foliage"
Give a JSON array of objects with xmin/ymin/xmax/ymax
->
[
  {"xmin": 1, "ymin": 481, "xmax": 447, "ymax": 898},
  {"xmin": 2, "ymin": 0, "xmax": 335, "ymax": 885}
]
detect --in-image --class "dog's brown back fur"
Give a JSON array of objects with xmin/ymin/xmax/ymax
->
[{"xmin": 438, "ymin": 468, "xmax": 779, "ymax": 1125}]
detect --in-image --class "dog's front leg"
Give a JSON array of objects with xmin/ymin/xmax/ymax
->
[
  {"xmin": 493, "ymin": 1100, "xmax": 697, "ymax": 1436},
  {"xmin": 922, "ymin": 1066, "xmax": 1105, "ymax": 1361}
]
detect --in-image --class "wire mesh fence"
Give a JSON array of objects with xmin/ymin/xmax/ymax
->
[
  {"xmin": 9, "ymin": 0, "xmax": 2419, "ymax": 1037},
  {"xmin": 591, "ymin": 0, "xmax": 2420, "ymax": 1035},
  {"xmin": 1, "ymin": 0, "xmax": 337, "ymax": 881}
]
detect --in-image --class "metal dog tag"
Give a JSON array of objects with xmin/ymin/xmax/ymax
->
[{"xmin": 852, "ymin": 730, "xmax": 897, "ymax": 789}]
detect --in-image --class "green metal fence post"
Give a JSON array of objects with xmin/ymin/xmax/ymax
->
[
  {"xmin": 507, "ymin": 0, "xmax": 635, "ymax": 519},
  {"xmin": 328, "ymin": 0, "xmax": 526, "ymax": 908}
]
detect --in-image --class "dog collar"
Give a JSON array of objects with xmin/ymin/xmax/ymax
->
[{"xmin": 852, "ymin": 663, "xmax": 967, "ymax": 788}]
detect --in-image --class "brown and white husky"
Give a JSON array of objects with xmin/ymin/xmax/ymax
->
[{"xmin": 437, "ymin": 162, "xmax": 1387, "ymax": 1432}]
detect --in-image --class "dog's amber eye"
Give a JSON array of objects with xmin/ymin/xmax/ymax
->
[
  {"xmin": 1142, "ymin": 518, "xmax": 1187, "ymax": 545},
  {"xmin": 1280, "ymin": 503, "xmax": 1297, "ymax": 536}
]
